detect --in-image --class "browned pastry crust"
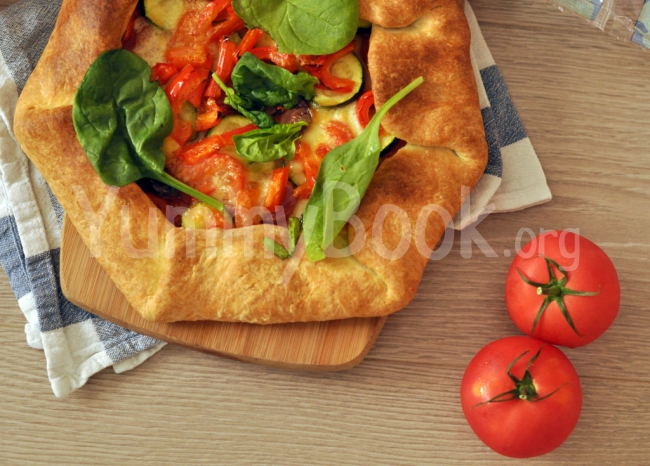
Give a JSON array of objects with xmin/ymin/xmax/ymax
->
[
  {"xmin": 14, "ymin": 0, "xmax": 487, "ymax": 323},
  {"xmin": 359, "ymin": 0, "xmax": 461, "ymax": 28}
]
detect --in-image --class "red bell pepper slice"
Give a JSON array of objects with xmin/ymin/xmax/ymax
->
[
  {"xmin": 196, "ymin": 98, "xmax": 223, "ymax": 131},
  {"xmin": 166, "ymin": 66, "xmax": 211, "ymax": 144},
  {"xmin": 356, "ymin": 90, "xmax": 374, "ymax": 129},
  {"xmin": 211, "ymin": 17, "xmax": 245, "ymax": 43},
  {"xmin": 187, "ymin": 68, "xmax": 210, "ymax": 107},
  {"xmin": 355, "ymin": 90, "xmax": 388, "ymax": 136},
  {"xmin": 292, "ymin": 141, "xmax": 320, "ymax": 199},
  {"xmin": 174, "ymin": 134, "xmax": 226, "ymax": 165},
  {"xmin": 171, "ymin": 11, "xmax": 202, "ymax": 47},
  {"xmin": 236, "ymin": 28, "xmax": 264, "ymax": 58},
  {"xmin": 250, "ymin": 47, "xmax": 298, "ymax": 73},
  {"xmin": 264, "ymin": 167, "xmax": 290, "ymax": 210},
  {"xmin": 297, "ymin": 141, "xmax": 319, "ymax": 184},
  {"xmin": 151, "ymin": 63, "xmax": 179, "ymax": 85},
  {"xmin": 209, "ymin": 6, "xmax": 245, "ymax": 43},
  {"xmin": 292, "ymin": 183, "xmax": 312, "ymax": 200},
  {"xmin": 166, "ymin": 65, "xmax": 196, "ymax": 112},
  {"xmin": 170, "ymin": 117, "xmax": 194, "ymax": 146},
  {"xmin": 198, "ymin": 0, "xmax": 230, "ymax": 34},
  {"xmin": 165, "ymin": 44, "xmax": 213, "ymax": 70},
  {"xmin": 302, "ymin": 160, "xmax": 320, "ymax": 189},
  {"xmin": 171, "ymin": 0, "xmax": 230, "ymax": 49},
  {"xmin": 303, "ymin": 43, "xmax": 356, "ymax": 93},
  {"xmin": 167, "ymin": 66, "xmax": 208, "ymax": 109},
  {"xmin": 293, "ymin": 183, "xmax": 314, "ymax": 199},
  {"xmin": 203, "ymin": 77, "xmax": 219, "ymax": 99},
  {"xmin": 319, "ymin": 43, "xmax": 356, "ymax": 92},
  {"xmin": 212, "ymin": 37, "xmax": 238, "ymax": 97},
  {"xmin": 203, "ymin": 38, "xmax": 230, "ymax": 99}
]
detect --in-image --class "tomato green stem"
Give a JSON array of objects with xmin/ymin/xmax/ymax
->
[
  {"xmin": 472, "ymin": 346, "xmax": 567, "ymax": 409},
  {"xmin": 538, "ymin": 285, "xmax": 561, "ymax": 296},
  {"xmin": 517, "ymin": 255, "xmax": 600, "ymax": 337}
]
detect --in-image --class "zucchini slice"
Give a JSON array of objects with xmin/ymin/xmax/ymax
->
[
  {"xmin": 144, "ymin": 0, "xmax": 184, "ymax": 31},
  {"xmin": 313, "ymin": 53, "xmax": 364, "ymax": 107},
  {"xmin": 302, "ymin": 101, "xmax": 394, "ymax": 152},
  {"xmin": 207, "ymin": 115, "xmax": 253, "ymax": 136}
]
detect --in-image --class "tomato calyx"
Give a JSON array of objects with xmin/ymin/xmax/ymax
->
[
  {"xmin": 473, "ymin": 346, "xmax": 566, "ymax": 408},
  {"xmin": 517, "ymin": 255, "xmax": 601, "ymax": 337}
]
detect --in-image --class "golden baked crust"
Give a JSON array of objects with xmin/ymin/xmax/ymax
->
[
  {"xmin": 359, "ymin": 0, "xmax": 460, "ymax": 28},
  {"xmin": 14, "ymin": 0, "xmax": 487, "ymax": 324}
]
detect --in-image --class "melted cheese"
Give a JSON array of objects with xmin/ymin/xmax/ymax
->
[
  {"xmin": 302, "ymin": 102, "xmax": 364, "ymax": 148},
  {"xmin": 289, "ymin": 102, "xmax": 363, "ymax": 186},
  {"xmin": 131, "ymin": 9, "xmax": 379, "ymax": 215}
]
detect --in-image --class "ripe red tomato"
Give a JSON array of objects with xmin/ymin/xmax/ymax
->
[
  {"xmin": 506, "ymin": 231, "xmax": 620, "ymax": 348},
  {"xmin": 460, "ymin": 336, "xmax": 582, "ymax": 458}
]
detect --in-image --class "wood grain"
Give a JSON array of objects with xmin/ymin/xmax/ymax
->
[
  {"xmin": 2, "ymin": 0, "xmax": 650, "ymax": 464},
  {"xmin": 60, "ymin": 215, "xmax": 386, "ymax": 370}
]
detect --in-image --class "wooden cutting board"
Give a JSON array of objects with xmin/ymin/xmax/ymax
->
[
  {"xmin": 60, "ymin": 215, "xmax": 387, "ymax": 370},
  {"xmin": 57, "ymin": 0, "xmax": 467, "ymax": 373}
]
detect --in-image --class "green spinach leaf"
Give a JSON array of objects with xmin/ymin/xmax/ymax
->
[
  {"xmin": 303, "ymin": 76, "xmax": 424, "ymax": 262},
  {"xmin": 264, "ymin": 216, "xmax": 302, "ymax": 259},
  {"xmin": 232, "ymin": 0, "xmax": 358, "ymax": 55},
  {"xmin": 287, "ymin": 216, "xmax": 301, "ymax": 255},
  {"xmin": 212, "ymin": 74, "xmax": 277, "ymax": 128},
  {"xmin": 233, "ymin": 121, "xmax": 307, "ymax": 163},
  {"xmin": 231, "ymin": 53, "xmax": 318, "ymax": 109},
  {"xmin": 213, "ymin": 54, "xmax": 317, "ymax": 129},
  {"xmin": 72, "ymin": 49, "xmax": 228, "ymax": 216},
  {"xmin": 264, "ymin": 237, "xmax": 291, "ymax": 260}
]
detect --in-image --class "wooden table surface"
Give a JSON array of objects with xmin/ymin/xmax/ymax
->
[{"xmin": 2, "ymin": 1, "xmax": 650, "ymax": 464}]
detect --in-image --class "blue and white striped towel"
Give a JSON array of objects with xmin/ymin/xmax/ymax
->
[
  {"xmin": 455, "ymin": 3, "xmax": 552, "ymax": 228},
  {"xmin": 0, "ymin": 0, "xmax": 550, "ymax": 397}
]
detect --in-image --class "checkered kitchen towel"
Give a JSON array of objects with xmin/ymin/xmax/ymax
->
[{"xmin": 0, "ymin": 0, "xmax": 550, "ymax": 397}]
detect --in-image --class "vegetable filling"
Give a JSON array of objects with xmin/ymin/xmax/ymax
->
[{"xmin": 74, "ymin": 0, "xmax": 422, "ymax": 261}]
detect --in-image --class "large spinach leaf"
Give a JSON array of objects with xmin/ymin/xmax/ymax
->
[
  {"xmin": 231, "ymin": 53, "xmax": 318, "ymax": 109},
  {"xmin": 232, "ymin": 0, "xmax": 358, "ymax": 55},
  {"xmin": 303, "ymin": 77, "xmax": 424, "ymax": 262},
  {"xmin": 72, "ymin": 50, "xmax": 228, "ymax": 216},
  {"xmin": 212, "ymin": 54, "xmax": 317, "ymax": 129},
  {"xmin": 212, "ymin": 74, "xmax": 277, "ymax": 128},
  {"xmin": 233, "ymin": 122, "xmax": 307, "ymax": 163}
]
